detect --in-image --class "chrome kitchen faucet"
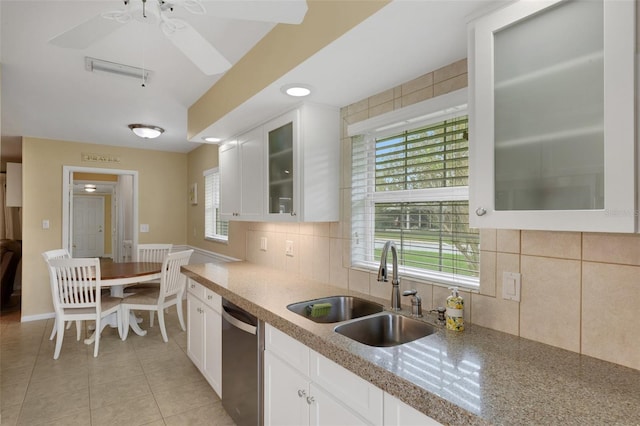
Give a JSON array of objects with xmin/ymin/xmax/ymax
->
[{"xmin": 377, "ymin": 241, "xmax": 401, "ymax": 311}]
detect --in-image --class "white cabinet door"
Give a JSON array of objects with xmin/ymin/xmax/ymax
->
[
  {"xmin": 186, "ymin": 293, "xmax": 204, "ymax": 371},
  {"xmin": 309, "ymin": 383, "xmax": 370, "ymax": 426},
  {"xmin": 219, "ymin": 126, "xmax": 264, "ymax": 220},
  {"xmin": 383, "ymin": 393, "xmax": 442, "ymax": 426},
  {"xmin": 264, "ymin": 350, "xmax": 310, "ymax": 426},
  {"xmin": 264, "ymin": 103, "xmax": 340, "ymax": 222},
  {"xmin": 203, "ymin": 302, "xmax": 222, "ymax": 398},
  {"xmin": 469, "ymin": 0, "xmax": 635, "ymax": 232}
]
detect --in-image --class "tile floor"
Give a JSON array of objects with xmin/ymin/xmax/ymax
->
[{"xmin": 0, "ymin": 302, "xmax": 236, "ymax": 426}]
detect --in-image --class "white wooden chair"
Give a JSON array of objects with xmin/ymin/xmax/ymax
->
[
  {"xmin": 121, "ymin": 249, "xmax": 193, "ymax": 342},
  {"xmin": 42, "ymin": 249, "xmax": 82, "ymax": 341},
  {"xmin": 46, "ymin": 257, "xmax": 122, "ymax": 359},
  {"xmin": 126, "ymin": 243, "xmax": 173, "ymax": 326}
]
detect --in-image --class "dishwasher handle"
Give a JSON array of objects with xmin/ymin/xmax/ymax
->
[{"xmin": 222, "ymin": 307, "xmax": 257, "ymax": 335}]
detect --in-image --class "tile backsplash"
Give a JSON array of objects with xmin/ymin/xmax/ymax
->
[{"xmin": 242, "ymin": 59, "xmax": 640, "ymax": 372}]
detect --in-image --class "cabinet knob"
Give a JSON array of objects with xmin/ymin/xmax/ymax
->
[
  {"xmin": 306, "ymin": 396, "xmax": 315, "ymax": 405},
  {"xmin": 207, "ymin": 295, "xmax": 213, "ymax": 300},
  {"xmin": 297, "ymin": 389, "xmax": 306, "ymax": 398},
  {"xmin": 475, "ymin": 207, "xmax": 487, "ymax": 216}
]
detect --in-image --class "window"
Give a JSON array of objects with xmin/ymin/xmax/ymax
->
[
  {"xmin": 204, "ymin": 168, "xmax": 228, "ymax": 242},
  {"xmin": 351, "ymin": 113, "xmax": 479, "ymax": 289}
]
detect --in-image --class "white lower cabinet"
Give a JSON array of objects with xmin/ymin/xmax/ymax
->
[
  {"xmin": 264, "ymin": 324, "xmax": 380, "ymax": 426},
  {"xmin": 186, "ymin": 280, "xmax": 222, "ymax": 398},
  {"xmin": 384, "ymin": 393, "xmax": 442, "ymax": 426},
  {"xmin": 264, "ymin": 324, "xmax": 442, "ymax": 426}
]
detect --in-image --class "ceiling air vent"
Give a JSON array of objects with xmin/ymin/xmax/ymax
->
[{"xmin": 85, "ymin": 57, "xmax": 151, "ymax": 82}]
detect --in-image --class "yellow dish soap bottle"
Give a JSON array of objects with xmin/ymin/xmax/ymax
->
[{"xmin": 446, "ymin": 287, "xmax": 464, "ymax": 332}]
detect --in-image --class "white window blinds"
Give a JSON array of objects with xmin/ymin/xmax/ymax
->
[
  {"xmin": 204, "ymin": 168, "xmax": 228, "ymax": 241},
  {"xmin": 351, "ymin": 115, "xmax": 479, "ymax": 288}
]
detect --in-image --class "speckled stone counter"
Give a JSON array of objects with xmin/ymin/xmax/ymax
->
[{"xmin": 182, "ymin": 261, "xmax": 640, "ymax": 425}]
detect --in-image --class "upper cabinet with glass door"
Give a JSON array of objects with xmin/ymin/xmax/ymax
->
[
  {"xmin": 468, "ymin": 0, "xmax": 636, "ymax": 232},
  {"xmin": 264, "ymin": 103, "xmax": 340, "ymax": 222}
]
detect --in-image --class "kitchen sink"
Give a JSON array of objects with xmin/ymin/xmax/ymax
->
[
  {"xmin": 334, "ymin": 313, "xmax": 435, "ymax": 347},
  {"xmin": 287, "ymin": 296, "xmax": 384, "ymax": 324}
]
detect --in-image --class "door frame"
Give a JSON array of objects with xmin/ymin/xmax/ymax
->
[{"xmin": 62, "ymin": 166, "xmax": 139, "ymax": 258}]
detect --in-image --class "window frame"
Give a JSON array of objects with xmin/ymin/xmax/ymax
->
[
  {"xmin": 348, "ymin": 89, "xmax": 479, "ymax": 290},
  {"xmin": 203, "ymin": 167, "xmax": 229, "ymax": 243}
]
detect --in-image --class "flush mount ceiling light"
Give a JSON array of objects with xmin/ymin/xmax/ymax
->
[
  {"xmin": 128, "ymin": 124, "xmax": 165, "ymax": 139},
  {"xmin": 84, "ymin": 184, "xmax": 96, "ymax": 193},
  {"xmin": 202, "ymin": 136, "xmax": 222, "ymax": 143},
  {"xmin": 281, "ymin": 84, "xmax": 313, "ymax": 97}
]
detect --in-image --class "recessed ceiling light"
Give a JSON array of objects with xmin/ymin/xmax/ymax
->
[
  {"xmin": 281, "ymin": 84, "xmax": 313, "ymax": 97},
  {"xmin": 128, "ymin": 124, "xmax": 164, "ymax": 139},
  {"xmin": 202, "ymin": 136, "xmax": 222, "ymax": 143}
]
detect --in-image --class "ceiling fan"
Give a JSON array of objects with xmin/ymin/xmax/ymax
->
[{"xmin": 49, "ymin": 0, "xmax": 308, "ymax": 75}]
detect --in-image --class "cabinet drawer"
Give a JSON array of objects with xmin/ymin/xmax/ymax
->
[
  {"xmin": 203, "ymin": 288, "xmax": 221, "ymax": 313},
  {"xmin": 310, "ymin": 351, "xmax": 383, "ymax": 425},
  {"xmin": 187, "ymin": 279, "xmax": 205, "ymax": 300},
  {"xmin": 265, "ymin": 324, "xmax": 309, "ymax": 376}
]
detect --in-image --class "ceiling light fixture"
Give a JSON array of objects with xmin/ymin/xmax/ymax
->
[
  {"xmin": 202, "ymin": 136, "xmax": 222, "ymax": 143},
  {"xmin": 128, "ymin": 124, "xmax": 165, "ymax": 139},
  {"xmin": 281, "ymin": 84, "xmax": 312, "ymax": 97},
  {"xmin": 84, "ymin": 184, "xmax": 97, "ymax": 193}
]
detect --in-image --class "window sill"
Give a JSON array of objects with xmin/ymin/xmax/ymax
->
[{"xmin": 205, "ymin": 236, "xmax": 229, "ymax": 245}]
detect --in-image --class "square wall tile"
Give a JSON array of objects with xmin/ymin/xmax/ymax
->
[
  {"xmin": 312, "ymin": 236, "xmax": 331, "ymax": 284},
  {"xmin": 329, "ymin": 238, "xmax": 349, "ymax": 289},
  {"xmin": 348, "ymin": 269, "xmax": 370, "ymax": 295},
  {"xmin": 496, "ymin": 230, "xmax": 520, "ymax": 254},
  {"xmin": 479, "ymin": 251, "xmax": 497, "ymax": 297},
  {"xmin": 521, "ymin": 231, "xmax": 581, "ymax": 260},
  {"xmin": 480, "ymin": 229, "xmax": 497, "ymax": 251},
  {"xmin": 583, "ymin": 233, "xmax": 640, "ymax": 266},
  {"xmin": 470, "ymin": 293, "xmax": 519, "ymax": 336},
  {"xmin": 519, "ymin": 255, "xmax": 581, "ymax": 352},
  {"xmin": 582, "ymin": 262, "xmax": 640, "ymax": 370}
]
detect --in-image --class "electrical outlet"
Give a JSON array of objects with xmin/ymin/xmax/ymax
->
[
  {"xmin": 285, "ymin": 240, "xmax": 294, "ymax": 257},
  {"xmin": 502, "ymin": 272, "xmax": 521, "ymax": 302},
  {"xmin": 42, "ymin": 219, "xmax": 50, "ymax": 230},
  {"xmin": 140, "ymin": 224, "xmax": 149, "ymax": 233},
  {"xmin": 260, "ymin": 237, "xmax": 268, "ymax": 251}
]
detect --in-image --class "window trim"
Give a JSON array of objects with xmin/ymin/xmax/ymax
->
[
  {"xmin": 203, "ymin": 167, "xmax": 228, "ymax": 243},
  {"xmin": 350, "ymin": 90, "xmax": 479, "ymax": 290}
]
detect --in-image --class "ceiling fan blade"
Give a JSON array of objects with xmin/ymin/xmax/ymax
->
[
  {"xmin": 205, "ymin": 0, "xmax": 308, "ymax": 24},
  {"xmin": 163, "ymin": 19, "xmax": 232, "ymax": 75},
  {"xmin": 49, "ymin": 14, "xmax": 124, "ymax": 49}
]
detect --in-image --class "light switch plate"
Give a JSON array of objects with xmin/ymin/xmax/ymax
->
[
  {"xmin": 285, "ymin": 240, "xmax": 294, "ymax": 257},
  {"xmin": 260, "ymin": 237, "xmax": 268, "ymax": 251},
  {"xmin": 140, "ymin": 224, "xmax": 149, "ymax": 233},
  {"xmin": 502, "ymin": 272, "xmax": 521, "ymax": 302},
  {"xmin": 42, "ymin": 219, "xmax": 50, "ymax": 230}
]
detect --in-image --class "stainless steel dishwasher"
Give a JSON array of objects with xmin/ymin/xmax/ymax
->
[{"xmin": 221, "ymin": 298, "xmax": 264, "ymax": 426}]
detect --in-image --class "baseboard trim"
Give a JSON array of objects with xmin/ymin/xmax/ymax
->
[{"xmin": 21, "ymin": 312, "xmax": 55, "ymax": 323}]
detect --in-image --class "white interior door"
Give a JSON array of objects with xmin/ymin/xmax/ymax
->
[{"xmin": 73, "ymin": 196, "xmax": 105, "ymax": 258}]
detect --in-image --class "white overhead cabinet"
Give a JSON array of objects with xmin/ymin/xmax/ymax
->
[
  {"xmin": 219, "ymin": 103, "xmax": 340, "ymax": 222},
  {"xmin": 468, "ymin": 0, "xmax": 636, "ymax": 232},
  {"xmin": 219, "ymin": 126, "xmax": 264, "ymax": 220}
]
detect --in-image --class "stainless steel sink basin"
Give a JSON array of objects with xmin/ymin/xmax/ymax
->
[
  {"xmin": 287, "ymin": 296, "xmax": 384, "ymax": 324},
  {"xmin": 334, "ymin": 313, "xmax": 435, "ymax": 347}
]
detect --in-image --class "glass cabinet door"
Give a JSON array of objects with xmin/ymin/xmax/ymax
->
[
  {"xmin": 268, "ymin": 121, "xmax": 294, "ymax": 215},
  {"xmin": 469, "ymin": 0, "xmax": 635, "ymax": 232}
]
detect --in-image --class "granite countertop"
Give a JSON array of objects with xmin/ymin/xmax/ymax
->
[{"xmin": 182, "ymin": 261, "xmax": 640, "ymax": 425}]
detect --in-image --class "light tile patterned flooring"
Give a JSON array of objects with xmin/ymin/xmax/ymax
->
[{"xmin": 0, "ymin": 302, "xmax": 236, "ymax": 426}]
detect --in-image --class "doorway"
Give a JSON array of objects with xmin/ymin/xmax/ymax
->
[{"xmin": 62, "ymin": 166, "xmax": 138, "ymax": 261}]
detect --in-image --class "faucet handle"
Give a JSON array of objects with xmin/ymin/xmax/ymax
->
[{"xmin": 403, "ymin": 290, "xmax": 423, "ymax": 318}]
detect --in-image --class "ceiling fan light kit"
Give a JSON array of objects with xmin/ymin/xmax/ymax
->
[{"xmin": 128, "ymin": 124, "xmax": 165, "ymax": 139}]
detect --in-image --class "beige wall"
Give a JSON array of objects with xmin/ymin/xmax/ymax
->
[
  {"xmin": 186, "ymin": 143, "xmax": 248, "ymax": 260},
  {"xmin": 22, "ymin": 137, "xmax": 188, "ymax": 318},
  {"xmin": 237, "ymin": 59, "xmax": 640, "ymax": 372}
]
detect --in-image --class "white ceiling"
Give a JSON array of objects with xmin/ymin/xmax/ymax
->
[{"xmin": 1, "ymin": 0, "xmax": 501, "ymax": 156}]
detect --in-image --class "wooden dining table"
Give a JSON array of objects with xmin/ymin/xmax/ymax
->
[{"xmin": 84, "ymin": 260, "xmax": 162, "ymax": 344}]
